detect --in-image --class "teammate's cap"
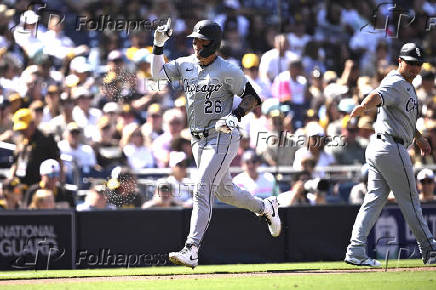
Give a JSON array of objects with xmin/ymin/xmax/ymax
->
[
  {"xmin": 399, "ymin": 43, "xmax": 424, "ymax": 62},
  {"xmin": 417, "ymin": 169, "xmax": 434, "ymax": 181},
  {"xmin": 40, "ymin": 159, "xmax": 60, "ymax": 176}
]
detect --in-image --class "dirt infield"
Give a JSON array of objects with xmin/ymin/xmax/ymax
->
[{"xmin": 1, "ymin": 266, "xmax": 435, "ymax": 285}]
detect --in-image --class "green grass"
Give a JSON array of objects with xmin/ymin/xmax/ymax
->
[
  {"xmin": 0, "ymin": 260, "xmax": 435, "ymax": 289},
  {"xmin": 0, "ymin": 259, "xmax": 430, "ymax": 280},
  {"xmin": 0, "ymin": 271, "xmax": 435, "ymax": 290}
]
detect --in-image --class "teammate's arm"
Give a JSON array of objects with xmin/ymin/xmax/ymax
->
[
  {"xmin": 151, "ymin": 19, "xmax": 172, "ymax": 80},
  {"xmin": 350, "ymin": 92, "xmax": 382, "ymax": 118}
]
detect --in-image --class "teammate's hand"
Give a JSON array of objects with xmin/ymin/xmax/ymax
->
[
  {"xmin": 153, "ymin": 18, "xmax": 173, "ymax": 47},
  {"xmin": 215, "ymin": 114, "xmax": 238, "ymax": 134},
  {"xmin": 415, "ymin": 136, "xmax": 431, "ymax": 156},
  {"xmin": 349, "ymin": 105, "xmax": 366, "ymax": 118}
]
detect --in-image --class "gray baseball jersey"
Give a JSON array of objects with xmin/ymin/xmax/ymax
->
[
  {"xmin": 374, "ymin": 70, "xmax": 418, "ymax": 147},
  {"xmin": 163, "ymin": 55, "xmax": 246, "ymax": 132}
]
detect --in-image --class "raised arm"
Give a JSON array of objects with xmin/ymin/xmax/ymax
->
[{"xmin": 151, "ymin": 18, "xmax": 172, "ymax": 80}]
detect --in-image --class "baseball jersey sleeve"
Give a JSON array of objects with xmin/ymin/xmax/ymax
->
[
  {"xmin": 227, "ymin": 65, "xmax": 248, "ymax": 97},
  {"xmin": 162, "ymin": 59, "xmax": 181, "ymax": 82},
  {"xmin": 374, "ymin": 77, "xmax": 401, "ymax": 106}
]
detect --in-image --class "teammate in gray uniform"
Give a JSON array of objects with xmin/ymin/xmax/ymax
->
[
  {"xmin": 151, "ymin": 19, "xmax": 281, "ymax": 268},
  {"xmin": 345, "ymin": 43, "xmax": 436, "ymax": 266}
]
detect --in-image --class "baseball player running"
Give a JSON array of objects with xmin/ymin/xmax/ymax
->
[
  {"xmin": 345, "ymin": 43, "xmax": 436, "ymax": 266},
  {"xmin": 151, "ymin": 19, "xmax": 281, "ymax": 268}
]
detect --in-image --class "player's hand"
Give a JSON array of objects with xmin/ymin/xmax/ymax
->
[
  {"xmin": 349, "ymin": 105, "xmax": 366, "ymax": 118},
  {"xmin": 153, "ymin": 18, "xmax": 173, "ymax": 47},
  {"xmin": 415, "ymin": 136, "xmax": 431, "ymax": 156},
  {"xmin": 215, "ymin": 114, "xmax": 238, "ymax": 134}
]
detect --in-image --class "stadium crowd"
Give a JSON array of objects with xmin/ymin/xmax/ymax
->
[{"xmin": 0, "ymin": 0, "xmax": 435, "ymax": 210}]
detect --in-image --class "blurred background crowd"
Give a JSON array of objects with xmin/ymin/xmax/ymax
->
[{"xmin": 0, "ymin": 0, "xmax": 435, "ymax": 211}]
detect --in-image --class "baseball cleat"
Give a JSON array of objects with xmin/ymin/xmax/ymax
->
[
  {"xmin": 422, "ymin": 249, "xmax": 436, "ymax": 264},
  {"xmin": 258, "ymin": 196, "xmax": 281, "ymax": 237},
  {"xmin": 169, "ymin": 244, "xmax": 198, "ymax": 269},
  {"xmin": 344, "ymin": 257, "xmax": 381, "ymax": 267}
]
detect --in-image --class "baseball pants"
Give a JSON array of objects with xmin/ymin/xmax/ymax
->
[
  {"xmin": 185, "ymin": 129, "xmax": 264, "ymax": 247},
  {"xmin": 347, "ymin": 134, "xmax": 436, "ymax": 259}
]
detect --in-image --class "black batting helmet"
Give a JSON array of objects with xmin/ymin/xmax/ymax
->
[{"xmin": 187, "ymin": 20, "xmax": 222, "ymax": 58}]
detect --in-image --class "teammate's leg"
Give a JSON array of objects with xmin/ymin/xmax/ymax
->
[
  {"xmin": 346, "ymin": 162, "xmax": 390, "ymax": 261},
  {"xmin": 385, "ymin": 145, "xmax": 436, "ymax": 257}
]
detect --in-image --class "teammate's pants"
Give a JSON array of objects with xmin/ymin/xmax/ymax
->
[
  {"xmin": 186, "ymin": 129, "xmax": 264, "ymax": 247},
  {"xmin": 346, "ymin": 134, "xmax": 436, "ymax": 259}
]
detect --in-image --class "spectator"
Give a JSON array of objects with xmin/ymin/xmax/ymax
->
[
  {"xmin": 92, "ymin": 116, "xmax": 126, "ymax": 171},
  {"xmin": 349, "ymin": 163, "xmax": 369, "ymax": 205},
  {"xmin": 106, "ymin": 167, "xmax": 143, "ymax": 208},
  {"xmin": 152, "ymin": 109, "xmax": 185, "ymax": 168},
  {"xmin": 241, "ymin": 53, "xmax": 272, "ymax": 99},
  {"xmin": 29, "ymin": 100, "xmax": 44, "ymax": 129},
  {"xmin": 48, "ymin": 95, "xmax": 75, "ymax": 142},
  {"xmin": 164, "ymin": 151, "xmax": 193, "ymax": 207},
  {"xmin": 293, "ymin": 122, "xmax": 336, "ymax": 177},
  {"xmin": 259, "ymin": 34, "xmax": 298, "ymax": 83},
  {"xmin": 28, "ymin": 189, "xmax": 55, "ymax": 210},
  {"xmin": 232, "ymin": 151, "xmax": 274, "ymax": 199},
  {"xmin": 141, "ymin": 103, "xmax": 164, "ymax": 147},
  {"xmin": 42, "ymin": 84, "xmax": 62, "ymax": 124},
  {"xmin": 58, "ymin": 122, "xmax": 96, "ymax": 180},
  {"xmin": 10, "ymin": 108, "xmax": 60, "ymax": 187},
  {"xmin": 24, "ymin": 159, "xmax": 73, "ymax": 208},
  {"xmin": 142, "ymin": 183, "xmax": 180, "ymax": 209},
  {"xmin": 121, "ymin": 122, "xmax": 155, "ymax": 170},
  {"xmin": 417, "ymin": 169, "xmax": 436, "ymax": 202},
  {"xmin": 416, "ymin": 70, "xmax": 435, "ymax": 104},
  {"xmin": 271, "ymin": 58, "xmax": 310, "ymax": 128},
  {"xmin": 327, "ymin": 117, "xmax": 365, "ymax": 165},
  {"xmin": 0, "ymin": 95, "xmax": 13, "ymax": 143},
  {"xmin": 0, "ymin": 180, "xmax": 23, "ymax": 209},
  {"xmin": 76, "ymin": 183, "xmax": 111, "ymax": 211},
  {"xmin": 71, "ymin": 87, "xmax": 102, "ymax": 141},
  {"xmin": 278, "ymin": 171, "xmax": 327, "ymax": 207}
]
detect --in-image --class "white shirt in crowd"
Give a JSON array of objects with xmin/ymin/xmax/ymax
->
[
  {"xmin": 233, "ymin": 172, "xmax": 275, "ymax": 199},
  {"xmin": 259, "ymin": 48, "xmax": 299, "ymax": 81},
  {"xmin": 123, "ymin": 144, "xmax": 155, "ymax": 169},
  {"xmin": 58, "ymin": 140, "xmax": 96, "ymax": 173}
]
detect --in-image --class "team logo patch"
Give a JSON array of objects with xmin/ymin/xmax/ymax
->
[{"xmin": 416, "ymin": 48, "xmax": 421, "ymax": 57}]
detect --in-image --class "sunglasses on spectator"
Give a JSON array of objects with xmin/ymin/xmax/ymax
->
[
  {"xmin": 402, "ymin": 58, "xmax": 423, "ymax": 66},
  {"xmin": 420, "ymin": 178, "xmax": 434, "ymax": 184}
]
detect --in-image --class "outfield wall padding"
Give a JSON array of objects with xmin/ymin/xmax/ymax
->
[{"xmin": 1, "ymin": 205, "xmax": 435, "ymax": 270}]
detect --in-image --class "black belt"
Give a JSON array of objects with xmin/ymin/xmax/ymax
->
[
  {"xmin": 191, "ymin": 129, "xmax": 210, "ymax": 139},
  {"xmin": 376, "ymin": 134, "xmax": 404, "ymax": 145}
]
